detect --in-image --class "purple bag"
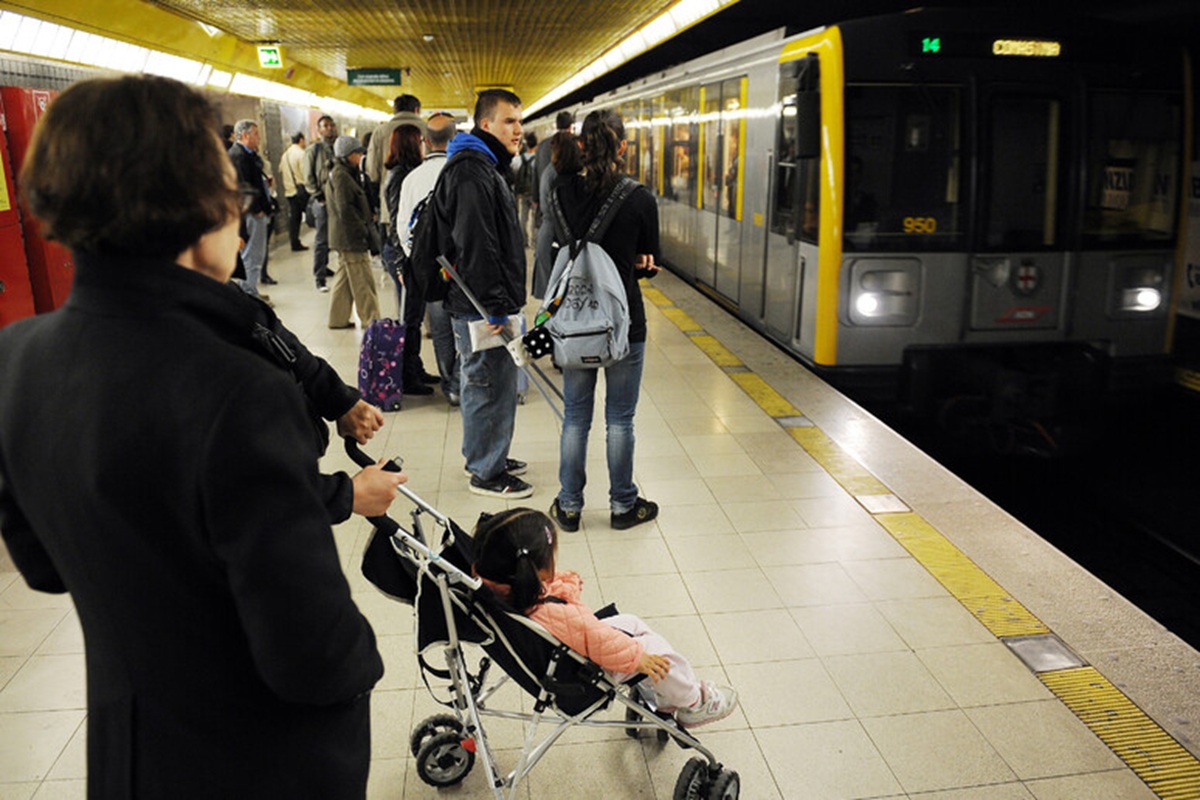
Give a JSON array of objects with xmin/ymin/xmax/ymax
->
[{"xmin": 358, "ymin": 318, "xmax": 405, "ymax": 411}]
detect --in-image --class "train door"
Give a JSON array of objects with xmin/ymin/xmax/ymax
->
[
  {"xmin": 969, "ymin": 88, "xmax": 1070, "ymax": 336},
  {"xmin": 764, "ymin": 56, "xmax": 820, "ymax": 353},
  {"xmin": 695, "ymin": 77, "xmax": 747, "ymax": 303}
]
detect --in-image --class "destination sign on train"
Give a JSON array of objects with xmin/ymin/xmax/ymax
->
[{"xmin": 911, "ymin": 33, "xmax": 1065, "ymax": 59}]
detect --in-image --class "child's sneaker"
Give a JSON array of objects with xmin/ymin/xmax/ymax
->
[
  {"xmin": 610, "ymin": 497, "xmax": 658, "ymax": 530},
  {"xmin": 469, "ymin": 472, "xmax": 534, "ymax": 499},
  {"xmin": 549, "ymin": 499, "xmax": 580, "ymax": 532},
  {"xmin": 675, "ymin": 681, "xmax": 738, "ymax": 729}
]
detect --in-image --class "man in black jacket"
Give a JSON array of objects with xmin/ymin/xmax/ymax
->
[
  {"xmin": 229, "ymin": 118, "xmax": 273, "ymax": 303},
  {"xmin": 431, "ymin": 89, "xmax": 532, "ymax": 498}
]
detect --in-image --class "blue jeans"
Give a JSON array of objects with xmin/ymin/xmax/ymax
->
[
  {"xmin": 428, "ymin": 301, "xmax": 459, "ymax": 396},
  {"xmin": 452, "ymin": 314, "xmax": 518, "ymax": 480},
  {"xmin": 557, "ymin": 341, "xmax": 645, "ymax": 514},
  {"xmin": 240, "ymin": 213, "xmax": 269, "ymax": 296},
  {"xmin": 311, "ymin": 200, "xmax": 329, "ymax": 283}
]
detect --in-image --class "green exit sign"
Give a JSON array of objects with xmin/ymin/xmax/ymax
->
[
  {"xmin": 922, "ymin": 37, "xmax": 942, "ymax": 54},
  {"xmin": 257, "ymin": 45, "xmax": 283, "ymax": 68}
]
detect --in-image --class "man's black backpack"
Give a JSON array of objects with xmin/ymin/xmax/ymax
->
[{"xmin": 407, "ymin": 182, "xmax": 448, "ymax": 303}]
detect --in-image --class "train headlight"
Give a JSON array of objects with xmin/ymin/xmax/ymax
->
[
  {"xmin": 1120, "ymin": 287, "xmax": 1161, "ymax": 312},
  {"xmin": 848, "ymin": 260, "xmax": 920, "ymax": 326},
  {"xmin": 1110, "ymin": 263, "xmax": 1166, "ymax": 317}
]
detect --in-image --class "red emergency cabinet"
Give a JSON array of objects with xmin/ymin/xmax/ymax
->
[
  {"xmin": 0, "ymin": 104, "xmax": 34, "ymax": 328},
  {"xmin": 1, "ymin": 87, "xmax": 73, "ymax": 313}
]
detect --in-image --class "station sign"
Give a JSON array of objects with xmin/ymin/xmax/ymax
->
[
  {"xmin": 257, "ymin": 45, "xmax": 283, "ymax": 69},
  {"xmin": 348, "ymin": 68, "xmax": 403, "ymax": 87}
]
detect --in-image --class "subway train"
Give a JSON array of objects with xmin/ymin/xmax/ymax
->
[{"xmin": 557, "ymin": 7, "xmax": 1189, "ymax": 427}]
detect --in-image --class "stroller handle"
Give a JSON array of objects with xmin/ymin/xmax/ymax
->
[{"xmin": 344, "ymin": 437, "xmax": 403, "ymax": 473}]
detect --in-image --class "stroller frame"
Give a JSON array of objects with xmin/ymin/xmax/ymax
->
[{"xmin": 348, "ymin": 440, "xmax": 740, "ymax": 799}]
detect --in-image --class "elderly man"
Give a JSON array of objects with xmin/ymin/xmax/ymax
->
[
  {"xmin": 228, "ymin": 118, "xmax": 273, "ymax": 303},
  {"xmin": 326, "ymin": 134, "xmax": 380, "ymax": 329}
]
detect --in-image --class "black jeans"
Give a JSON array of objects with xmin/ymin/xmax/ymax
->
[{"xmin": 286, "ymin": 188, "xmax": 308, "ymax": 249}]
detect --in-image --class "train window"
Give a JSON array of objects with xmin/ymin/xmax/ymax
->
[
  {"xmin": 640, "ymin": 98, "xmax": 656, "ymax": 188},
  {"xmin": 1083, "ymin": 90, "xmax": 1180, "ymax": 247},
  {"xmin": 981, "ymin": 94, "xmax": 1063, "ymax": 250},
  {"xmin": 773, "ymin": 60, "xmax": 820, "ymax": 242},
  {"xmin": 701, "ymin": 84, "xmax": 719, "ymax": 211},
  {"xmin": 720, "ymin": 77, "xmax": 744, "ymax": 220},
  {"xmin": 662, "ymin": 87, "xmax": 698, "ymax": 204},
  {"xmin": 844, "ymin": 84, "xmax": 962, "ymax": 252},
  {"xmin": 617, "ymin": 103, "xmax": 638, "ymax": 180}
]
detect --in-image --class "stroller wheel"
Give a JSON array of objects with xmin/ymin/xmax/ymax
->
[
  {"xmin": 707, "ymin": 769, "xmax": 740, "ymax": 800},
  {"xmin": 410, "ymin": 713, "xmax": 464, "ymax": 757},
  {"xmin": 673, "ymin": 757, "xmax": 708, "ymax": 800},
  {"xmin": 415, "ymin": 730, "xmax": 475, "ymax": 787}
]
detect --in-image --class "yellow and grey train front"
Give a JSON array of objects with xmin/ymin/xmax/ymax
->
[{"xmin": 776, "ymin": 8, "xmax": 1187, "ymax": 419}]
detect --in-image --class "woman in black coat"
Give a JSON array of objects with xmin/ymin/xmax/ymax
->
[{"xmin": 0, "ymin": 75, "xmax": 398, "ymax": 798}]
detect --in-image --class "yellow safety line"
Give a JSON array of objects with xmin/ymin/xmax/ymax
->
[
  {"xmin": 1042, "ymin": 668, "xmax": 1200, "ymax": 799},
  {"xmin": 647, "ymin": 284, "xmax": 1200, "ymax": 796}
]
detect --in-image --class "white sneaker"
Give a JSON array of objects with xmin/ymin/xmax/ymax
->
[{"xmin": 675, "ymin": 681, "xmax": 738, "ymax": 729}]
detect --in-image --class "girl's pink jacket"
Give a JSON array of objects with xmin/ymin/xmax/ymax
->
[{"xmin": 481, "ymin": 570, "xmax": 644, "ymax": 674}]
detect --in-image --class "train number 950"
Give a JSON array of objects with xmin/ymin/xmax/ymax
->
[{"xmin": 903, "ymin": 216, "xmax": 938, "ymax": 234}]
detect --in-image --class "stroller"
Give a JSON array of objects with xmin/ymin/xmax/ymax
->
[{"xmin": 348, "ymin": 439, "xmax": 741, "ymax": 799}]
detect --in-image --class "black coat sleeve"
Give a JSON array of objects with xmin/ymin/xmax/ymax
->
[
  {"xmin": 201, "ymin": 370, "xmax": 382, "ymax": 706},
  {"xmin": 0, "ymin": 452, "xmax": 66, "ymax": 594}
]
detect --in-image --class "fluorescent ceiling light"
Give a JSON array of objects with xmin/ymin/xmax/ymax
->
[
  {"xmin": 526, "ymin": 0, "xmax": 740, "ymax": 114},
  {"xmin": 0, "ymin": 10, "xmax": 388, "ymax": 121}
]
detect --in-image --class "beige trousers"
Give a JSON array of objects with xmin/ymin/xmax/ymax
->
[{"xmin": 328, "ymin": 250, "xmax": 381, "ymax": 328}]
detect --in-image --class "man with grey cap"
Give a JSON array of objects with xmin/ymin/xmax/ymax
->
[{"xmin": 325, "ymin": 134, "xmax": 381, "ymax": 329}]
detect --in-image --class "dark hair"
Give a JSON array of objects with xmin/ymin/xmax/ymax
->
[
  {"xmin": 550, "ymin": 131, "xmax": 581, "ymax": 176},
  {"xmin": 474, "ymin": 89, "xmax": 522, "ymax": 126},
  {"xmin": 22, "ymin": 75, "xmax": 239, "ymax": 258},
  {"xmin": 555, "ymin": 111, "xmax": 574, "ymax": 131},
  {"xmin": 523, "ymin": 132, "xmax": 538, "ymax": 149},
  {"xmin": 220, "ymin": 123, "xmax": 234, "ymax": 143},
  {"xmin": 317, "ymin": 114, "xmax": 335, "ymax": 128},
  {"xmin": 473, "ymin": 508, "xmax": 557, "ymax": 612},
  {"xmin": 290, "ymin": 131, "xmax": 305, "ymax": 145},
  {"xmin": 394, "ymin": 94, "xmax": 421, "ymax": 113},
  {"xmin": 384, "ymin": 124, "xmax": 423, "ymax": 171},
  {"xmin": 580, "ymin": 109, "xmax": 625, "ymax": 194}
]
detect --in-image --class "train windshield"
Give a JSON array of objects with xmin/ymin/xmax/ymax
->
[
  {"xmin": 1083, "ymin": 90, "xmax": 1180, "ymax": 248},
  {"xmin": 843, "ymin": 84, "xmax": 963, "ymax": 252}
]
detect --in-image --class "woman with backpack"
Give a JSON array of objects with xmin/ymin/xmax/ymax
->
[{"xmin": 548, "ymin": 109, "xmax": 662, "ymax": 533}]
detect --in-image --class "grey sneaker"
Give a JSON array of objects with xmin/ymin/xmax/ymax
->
[
  {"xmin": 468, "ymin": 472, "xmax": 533, "ymax": 499},
  {"xmin": 675, "ymin": 681, "xmax": 738, "ymax": 729}
]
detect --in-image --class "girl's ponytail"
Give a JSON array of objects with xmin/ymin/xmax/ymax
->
[{"xmin": 472, "ymin": 508, "xmax": 558, "ymax": 612}]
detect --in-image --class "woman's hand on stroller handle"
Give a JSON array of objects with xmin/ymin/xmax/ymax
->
[
  {"xmin": 344, "ymin": 438, "xmax": 407, "ymax": 517},
  {"xmin": 351, "ymin": 459, "xmax": 407, "ymax": 517}
]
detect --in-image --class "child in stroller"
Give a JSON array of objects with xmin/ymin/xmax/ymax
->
[{"xmin": 472, "ymin": 507, "xmax": 739, "ymax": 729}]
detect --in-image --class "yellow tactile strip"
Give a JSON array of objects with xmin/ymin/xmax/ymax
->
[
  {"xmin": 1041, "ymin": 668, "xmax": 1200, "ymax": 799},
  {"xmin": 645, "ymin": 280, "xmax": 1200, "ymax": 797}
]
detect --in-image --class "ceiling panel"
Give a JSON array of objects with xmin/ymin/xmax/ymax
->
[{"xmin": 148, "ymin": 0, "xmax": 676, "ymax": 112}]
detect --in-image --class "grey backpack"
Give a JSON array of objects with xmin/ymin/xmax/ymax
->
[{"xmin": 540, "ymin": 177, "xmax": 637, "ymax": 368}]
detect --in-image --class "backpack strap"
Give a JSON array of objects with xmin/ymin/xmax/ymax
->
[{"xmin": 584, "ymin": 176, "xmax": 637, "ymax": 244}]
